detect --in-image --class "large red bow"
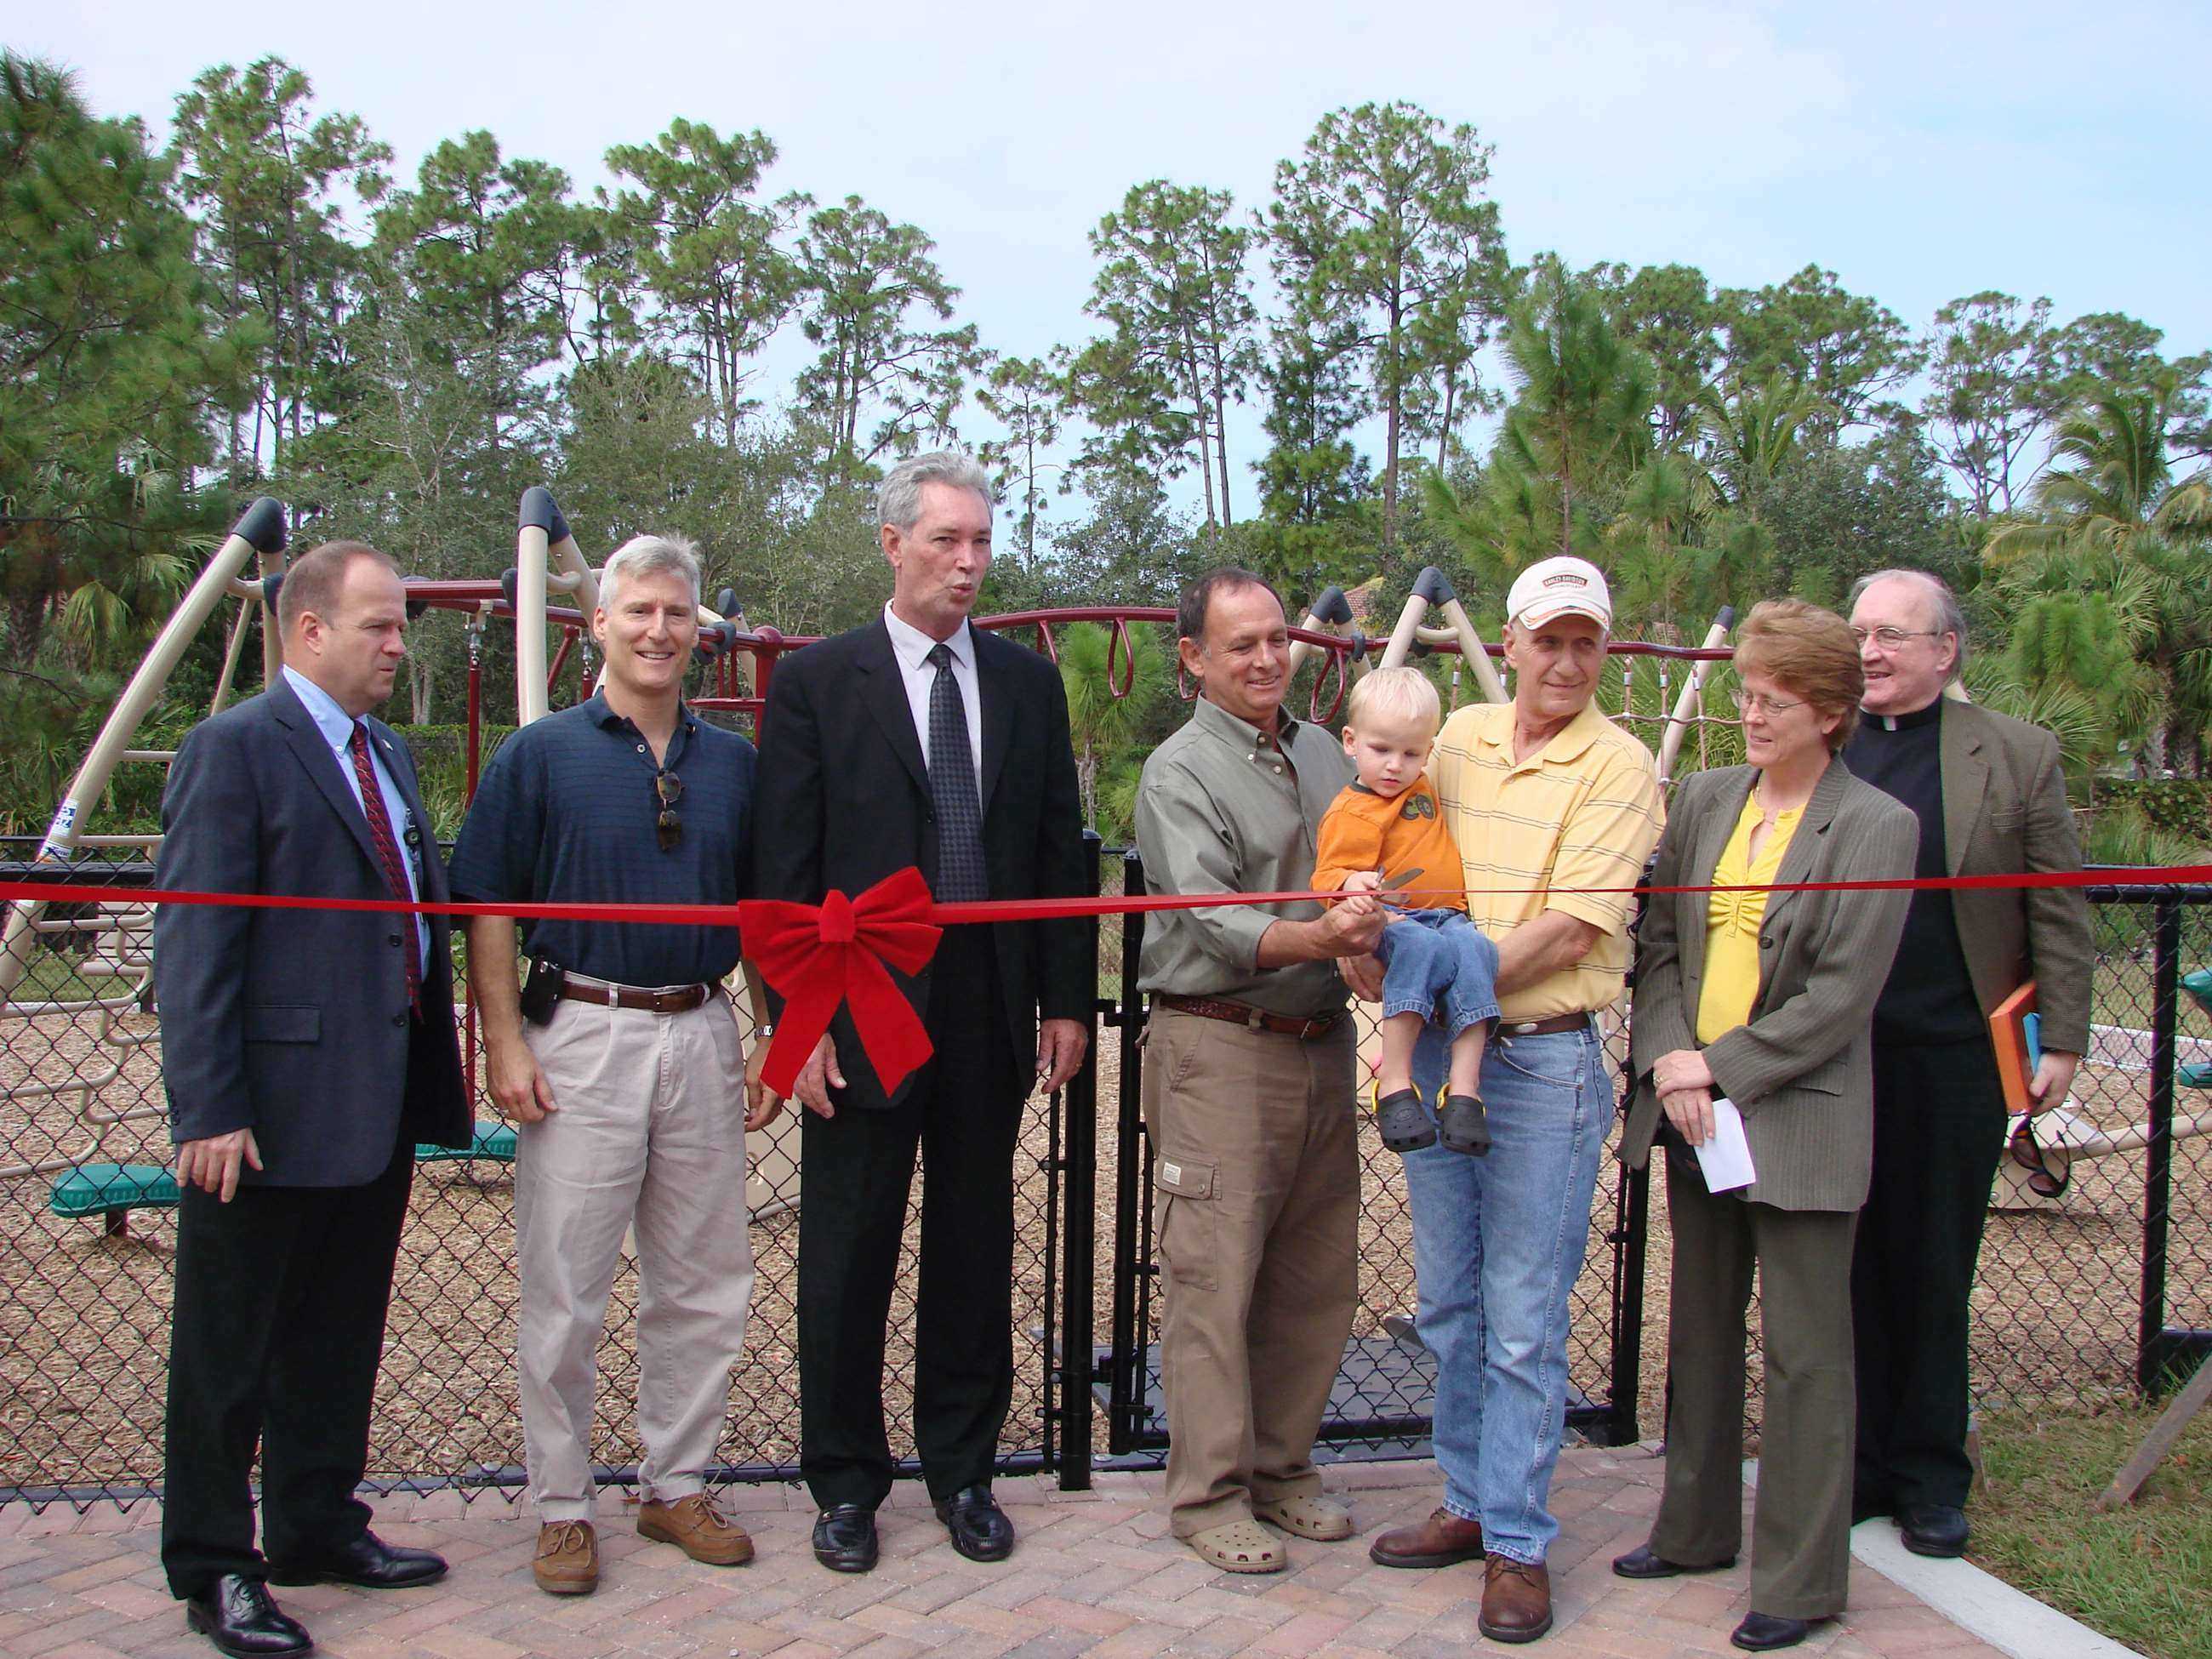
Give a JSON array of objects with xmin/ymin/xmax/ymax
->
[{"xmin": 738, "ymin": 867, "xmax": 944, "ymax": 1098}]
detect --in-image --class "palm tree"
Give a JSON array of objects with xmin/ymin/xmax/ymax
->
[
  {"xmin": 1696, "ymin": 371, "xmax": 1820, "ymax": 510},
  {"xmin": 1605, "ymin": 453, "xmax": 1707, "ymax": 636},
  {"xmin": 1056, "ymin": 620, "xmax": 1166, "ymax": 832},
  {"xmin": 1987, "ymin": 391, "xmax": 2212, "ymax": 772}
]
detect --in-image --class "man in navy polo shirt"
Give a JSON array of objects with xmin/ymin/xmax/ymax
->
[{"xmin": 452, "ymin": 533, "xmax": 776, "ymax": 1597}]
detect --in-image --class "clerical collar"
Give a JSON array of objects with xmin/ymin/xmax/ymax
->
[{"xmin": 1866, "ymin": 698, "xmax": 1944, "ymax": 733}]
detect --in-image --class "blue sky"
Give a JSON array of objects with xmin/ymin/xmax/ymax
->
[{"xmin": 17, "ymin": 0, "xmax": 2211, "ymax": 516}]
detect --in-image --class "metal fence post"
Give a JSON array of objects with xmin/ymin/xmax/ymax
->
[
  {"xmin": 2139, "ymin": 890, "xmax": 2182, "ymax": 1394},
  {"xmin": 1606, "ymin": 1158, "xmax": 1651, "ymax": 1446},
  {"xmin": 1057, "ymin": 833, "xmax": 1102, "ymax": 1490},
  {"xmin": 1106, "ymin": 849, "xmax": 1149, "ymax": 1454}
]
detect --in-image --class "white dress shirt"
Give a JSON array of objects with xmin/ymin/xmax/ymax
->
[
  {"xmin": 881, "ymin": 602, "xmax": 983, "ymax": 770},
  {"xmin": 283, "ymin": 665, "xmax": 430, "ymax": 975}
]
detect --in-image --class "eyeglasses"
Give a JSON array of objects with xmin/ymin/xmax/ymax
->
[
  {"xmin": 1729, "ymin": 689, "xmax": 1806, "ymax": 718},
  {"xmin": 1850, "ymin": 626, "xmax": 1943, "ymax": 649},
  {"xmin": 653, "ymin": 767, "xmax": 683, "ymax": 852},
  {"xmin": 2009, "ymin": 1114, "xmax": 2070, "ymax": 1199}
]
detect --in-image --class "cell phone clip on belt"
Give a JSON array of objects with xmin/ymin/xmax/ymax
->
[{"xmin": 519, "ymin": 955, "xmax": 566, "ymax": 1026}]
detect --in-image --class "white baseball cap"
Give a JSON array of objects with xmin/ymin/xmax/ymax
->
[{"xmin": 1506, "ymin": 556, "xmax": 1612, "ymax": 630}]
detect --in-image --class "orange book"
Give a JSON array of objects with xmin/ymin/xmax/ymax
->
[{"xmin": 1988, "ymin": 980, "xmax": 2040, "ymax": 1120}]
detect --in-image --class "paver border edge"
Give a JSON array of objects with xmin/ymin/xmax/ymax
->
[
  {"xmin": 1849, "ymin": 1516, "xmax": 2138, "ymax": 1659},
  {"xmin": 1741, "ymin": 1458, "xmax": 2133, "ymax": 1659}
]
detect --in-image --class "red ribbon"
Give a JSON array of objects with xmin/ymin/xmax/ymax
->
[
  {"xmin": 736, "ymin": 868, "xmax": 943, "ymax": 1097},
  {"xmin": 14, "ymin": 861, "xmax": 2212, "ymax": 1100},
  {"xmin": 10, "ymin": 863, "xmax": 2212, "ymax": 933}
]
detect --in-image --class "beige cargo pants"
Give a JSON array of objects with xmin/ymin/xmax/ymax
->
[{"xmin": 1141, "ymin": 1006, "xmax": 1360, "ymax": 1538}]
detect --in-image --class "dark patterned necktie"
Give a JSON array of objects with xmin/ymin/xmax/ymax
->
[
  {"xmin": 351, "ymin": 721, "xmax": 421, "ymax": 1012},
  {"xmin": 926, "ymin": 642, "xmax": 988, "ymax": 902}
]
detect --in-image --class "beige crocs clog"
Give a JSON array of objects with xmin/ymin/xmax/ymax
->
[
  {"xmin": 1185, "ymin": 1518, "xmax": 1288, "ymax": 1573},
  {"xmin": 1251, "ymin": 1492, "xmax": 1354, "ymax": 1541}
]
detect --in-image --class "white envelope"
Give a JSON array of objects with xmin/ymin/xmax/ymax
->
[{"xmin": 1695, "ymin": 1098, "xmax": 1757, "ymax": 1193}]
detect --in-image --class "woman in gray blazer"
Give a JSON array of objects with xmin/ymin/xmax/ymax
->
[{"xmin": 1615, "ymin": 601, "xmax": 1918, "ymax": 1653}]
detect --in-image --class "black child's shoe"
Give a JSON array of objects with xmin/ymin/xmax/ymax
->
[
  {"xmin": 1376, "ymin": 1089, "xmax": 1437, "ymax": 1153},
  {"xmin": 1439, "ymin": 1093, "xmax": 1491, "ymax": 1156}
]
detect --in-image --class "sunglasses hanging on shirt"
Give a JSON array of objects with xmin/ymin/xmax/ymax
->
[{"xmin": 653, "ymin": 767, "xmax": 683, "ymax": 852}]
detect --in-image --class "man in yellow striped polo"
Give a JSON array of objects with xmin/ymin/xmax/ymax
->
[{"xmin": 1366, "ymin": 556, "xmax": 1664, "ymax": 1645}]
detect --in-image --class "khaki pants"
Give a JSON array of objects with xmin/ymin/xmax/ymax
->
[
  {"xmin": 516, "ymin": 994, "xmax": 755, "ymax": 1520},
  {"xmin": 1142, "ymin": 1008, "xmax": 1359, "ymax": 1537}
]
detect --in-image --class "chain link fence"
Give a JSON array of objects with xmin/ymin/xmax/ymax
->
[
  {"xmin": 1670, "ymin": 888, "xmax": 2212, "ymax": 1442},
  {"xmin": 0, "ymin": 839, "xmax": 1091, "ymax": 1511},
  {"xmin": 4, "ymin": 847, "xmax": 2208, "ymax": 1510}
]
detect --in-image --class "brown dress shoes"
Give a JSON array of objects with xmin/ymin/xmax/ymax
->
[
  {"xmin": 1479, "ymin": 1554, "xmax": 1554, "ymax": 1644},
  {"xmin": 638, "ymin": 1491, "xmax": 755, "ymax": 1565},
  {"xmin": 533, "ymin": 1519, "xmax": 599, "ymax": 1595},
  {"xmin": 1366, "ymin": 1505, "xmax": 1485, "ymax": 1568}
]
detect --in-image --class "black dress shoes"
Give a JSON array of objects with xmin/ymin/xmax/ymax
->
[
  {"xmin": 812, "ymin": 1503, "xmax": 881, "ymax": 1573},
  {"xmin": 934, "ymin": 1483, "xmax": 1016, "ymax": 1562},
  {"xmin": 1731, "ymin": 1611, "xmax": 1816, "ymax": 1650},
  {"xmin": 266, "ymin": 1530, "xmax": 448, "ymax": 1588},
  {"xmin": 1611, "ymin": 1542, "xmax": 1736, "ymax": 1578},
  {"xmin": 1898, "ymin": 1502, "xmax": 1970, "ymax": 1558},
  {"xmin": 184, "ymin": 1575, "xmax": 311, "ymax": 1657}
]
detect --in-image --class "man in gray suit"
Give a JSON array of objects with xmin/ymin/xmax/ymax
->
[
  {"xmin": 157, "ymin": 540, "xmax": 471, "ymax": 1657},
  {"xmin": 1843, "ymin": 569, "xmax": 2094, "ymax": 1559}
]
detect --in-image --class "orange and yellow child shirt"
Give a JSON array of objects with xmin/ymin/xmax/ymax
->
[{"xmin": 1311, "ymin": 773, "xmax": 1468, "ymax": 911}]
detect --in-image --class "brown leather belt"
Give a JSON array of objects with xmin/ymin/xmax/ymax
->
[
  {"xmin": 1497, "ymin": 1012, "xmax": 1594, "ymax": 1037},
  {"xmin": 556, "ymin": 976, "xmax": 712, "ymax": 1014},
  {"xmin": 1153, "ymin": 992, "xmax": 1341, "ymax": 1040}
]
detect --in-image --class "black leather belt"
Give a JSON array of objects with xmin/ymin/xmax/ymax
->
[{"xmin": 556, "ymin": 977, "xmax": 711, "ymax": 1014}]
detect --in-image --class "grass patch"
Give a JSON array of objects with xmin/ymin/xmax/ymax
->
[{"xmin": 1972, "ymin": 1395, "xmax": 2212, "ymax": 1659}]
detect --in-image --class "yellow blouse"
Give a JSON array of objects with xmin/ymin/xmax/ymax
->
[{"xmin": 1695, "ymin": 790, "xmax": 1803, "ymax": 1045}]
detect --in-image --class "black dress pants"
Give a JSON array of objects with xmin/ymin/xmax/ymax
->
[
  {"xmin": 1850, "ymin": 1036, "xmax": 2006, "ymax": 1512},
  {"xmin": 162, "ymin": 1027, "xmax": 436, "ymax": 1599},
  {"xmin": 797, "ymin": 926, "xmax": 1026, "ymax": 1509}
]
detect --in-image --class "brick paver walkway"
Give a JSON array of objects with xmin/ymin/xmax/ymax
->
[{"xmin": 0, "ymin": 1448, "xmax": 2011, "ymax": 1658}]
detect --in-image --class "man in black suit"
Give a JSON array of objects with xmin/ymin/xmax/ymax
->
[
  {"xmin": 751, "ymin": 450, "xmax": 1090, "ymax": 1574},
  {"xmin": 156, "ymin": 540, "xmax": 470, "ymax": 1657}
]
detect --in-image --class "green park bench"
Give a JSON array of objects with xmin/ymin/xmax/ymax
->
[
  {"xmin": 2181, "ymin": 967, "xmax": 2212, "ymax": 1090},
  {"xmin": 48, "ymin": 1120, "xmax": 520, "ymax": 1235}
]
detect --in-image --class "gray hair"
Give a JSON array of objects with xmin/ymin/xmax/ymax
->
[
  {"xmin": 600, "ymin": 533, "xmax": 702, "ymax": 613},
  {"xmin": 1848, "ymin": 567, "xmax": 1966, "ymax": 681},
  {"xmin": 877, "ymin": 449, "xmax": 993, "ymax": 533}
]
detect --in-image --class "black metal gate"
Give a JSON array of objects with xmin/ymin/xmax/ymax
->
[{"xmin": 1094, "ymin": 847, "xmax": 1649, "ymax": 1467}]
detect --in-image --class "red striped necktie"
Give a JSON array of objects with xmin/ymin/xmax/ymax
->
[{"xmin": 350, "ymin": 721, "xmax": 421, "ymax": 1013}]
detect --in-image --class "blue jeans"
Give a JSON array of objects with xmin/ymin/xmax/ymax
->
[
  {"xmin": 1405, "ymin": 1018, "xmax": 1609, "ymax": 1564},
  {"xmin": 1376, "ymin": 909, "xmax": 1500, "ymax": 1039}
]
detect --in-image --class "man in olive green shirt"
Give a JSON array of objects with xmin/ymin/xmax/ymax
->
[{"xmin": 1134, "ymin": 568, "xmax": 1384, "ymax": 1575}]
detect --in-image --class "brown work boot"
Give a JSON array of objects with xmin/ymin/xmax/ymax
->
[
  {"xmin": 533, "ymin": 1519, "xmax": 599, "ymax": 1595},
  {"xmin": 638, "ymin": 1490, "xmax": 755, "ymax": 1565},
  {"xmin": 1368, "ymin": 1505, "xmax": 1484, "ymax": 1568},
  {"xmin": 1479, "ymin": 1554, "xmax": 1554, "ymax": 1644}
]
